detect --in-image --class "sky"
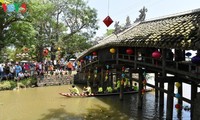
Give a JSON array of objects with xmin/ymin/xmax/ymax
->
[{"xmin": 87, "ymin": 0, "xmax": 200, "ymax": 37}]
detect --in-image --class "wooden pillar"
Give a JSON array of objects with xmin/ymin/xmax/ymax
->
[
  {"xmin": 177, "ymin": 81, "xmax": 183, "ymax": 118},
  {"xmin": 110, "ymin": 72, "xmax": 113, "ymax": 87},
  {"xmin": 120, "ymin": 66, "xmax": 125, "ymax": 100},
  {"xmin": 134, "ymin": 47, "xmax": 137, "ymax": 69},
  {"xmin": 138, "ymin": 69, "xmax": 144, "ymax": 109},
  {"xmin": 160, "ymin": 49, "xmax": 166, "ymax": 107},
  {"xmin": 191, "ymin": 81, "xmax": 197, "ymax": 120},
  {"xmin": 175, "ymin": 49, "xmax": 185, "ymax": 61},
  {"xmin": 159, "ymin": 81, "xmax": 164, "ymax": 106},
  {"xmin": 129, "ymin": 70, "xmax": 133, "ymax": 90},
  {"xmin": 116, "ymin": 48, "xmax": 119, "ymax": 65},
  {"xmin": 119, "ymin": 79, "xmax": 124, "ymax": 100},
  {"xmin": 155, "ymin": 72, "xmax": 159, "ymax": 100},
  {"xmin": 100, "ymin": 67, "xmax": 104, "ymax": 87},
  {"xmin": 166, "ymin": 81, "xmax": 174, "ymax": 120}
]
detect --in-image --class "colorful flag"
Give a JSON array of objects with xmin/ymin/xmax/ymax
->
[
  {"xmin": 7, "ymin": 4, "xmax": 15, "ymax": 12},
  {"xmin": 20, "ymin": 3, "xmax": 27, "ymax": 13},
  {"xmin": 14, "ymin": 2, "xmax": 20, "ymax": 12},
  {"xmin": 0, "ymin": 0, "xmax": 4, "ymax": 3},
  {"xmin": 2, "ymin": 3, "xmax": 7, "ymax": 12}
]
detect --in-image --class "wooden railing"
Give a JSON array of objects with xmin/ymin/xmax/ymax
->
[{"xmin": 80, "ymin": 54, "xmax": 200, "ymax": 79}]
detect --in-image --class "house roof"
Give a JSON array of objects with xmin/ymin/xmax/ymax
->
[{"xmin": 78, "ymin": 8, "xmax": 200, "ymax": 59}]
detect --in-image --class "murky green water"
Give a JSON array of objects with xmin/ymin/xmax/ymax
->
[{"xmin": 0, "ymin": 85, "xmax": 190, "ymax": 120}]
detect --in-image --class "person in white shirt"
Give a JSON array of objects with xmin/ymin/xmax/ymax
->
[{"xmin": 18, "ymin": 71, "xmax": 24, "ymax": 80}]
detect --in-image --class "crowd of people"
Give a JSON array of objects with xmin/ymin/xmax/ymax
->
[{"xmin": 0, "ymin": 59, "xmax": 79, "ymax": 81}]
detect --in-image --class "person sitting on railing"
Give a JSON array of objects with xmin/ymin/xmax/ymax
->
[
  {"xmin": 106, "ymin": 86, "xmax": 113, "ymax": 93},
  {"xmin": 133, "ymin": 83, "xmax": 138, "ymax": 91},
  {"xmin": 98, "ymin": 86, "xmax": 103, "ymax": 93}
]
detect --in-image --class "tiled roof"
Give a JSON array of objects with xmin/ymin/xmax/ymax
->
[{"xmin": 78, "ymin": 8, "xmax": 200, "ymax": 59}]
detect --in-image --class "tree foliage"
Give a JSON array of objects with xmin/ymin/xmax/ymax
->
[{"xmin": 0, "ymin": 0, "xmax": 99, "ymax": 61}]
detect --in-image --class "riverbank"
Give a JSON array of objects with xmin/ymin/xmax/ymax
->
[{"xmin": 0, "ymin": 71, "xmax": 77, "ymax": 91}]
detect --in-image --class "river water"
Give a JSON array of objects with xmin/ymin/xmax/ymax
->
[{"xmin": 0, "ymin": 85, "xmax": 191, "ymax": 120}]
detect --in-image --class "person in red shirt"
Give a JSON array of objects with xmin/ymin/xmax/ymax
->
[{"xmin": 23, "ymin": 63, "xmax": 30, "ymax": 73}]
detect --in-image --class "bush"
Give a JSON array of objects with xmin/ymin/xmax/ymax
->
[
  {"xmin": 10, "ymin": 81, "xmax": 17, "ymax": 89},
  {"xmin": 21, "ymin": 77, "xmax": 37, "ymax": 87},
  {"xmin": 0, "ymin": 81, "xmax": 11, "ymax": 90}
]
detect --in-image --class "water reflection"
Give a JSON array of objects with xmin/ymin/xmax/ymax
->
[{"xmin": 0, "ymin": 85, "xmax": 190, "ymax": 120}]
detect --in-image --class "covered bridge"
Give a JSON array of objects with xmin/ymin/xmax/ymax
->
[{"xmin": 75, "ymin": 8, "xmax": 200, "ymax": 120}]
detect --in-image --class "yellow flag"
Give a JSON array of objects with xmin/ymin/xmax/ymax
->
[{"xmin": 0, "ymin": 0, "xmax": 4, "ymax": 3}]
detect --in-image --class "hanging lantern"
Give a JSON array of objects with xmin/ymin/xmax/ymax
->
[
  {"xmin": 80, "ymin": 59, "xmax": 84, "ymax": 63},
  {"xmin": 106, "ymin": 65, "xmax": 109, "ymax": 69},
  {"xmin": 121, "ymin": 73, "xmax": 125, "ymax": 78},
  {"xmin": 175, "ymin": 93, "xmax": 181, "ymax": 98},
  {"xmin": 85, "ymin": 56, "xmax": 89, "ymax": 60},
  {"xmin": 152, "ymin": 50, "xmax": 161, "ymax": 59},
  {"xmin": 121, "ymin": 80, "xmax": 124, "ymax": 85},
  {"xmin": 110, "ymin": 48, "xmax": 115, "ymax": 54},
  {"xmin": 23, "ymin": 47, "xmax": 29, "ymax": 53},
  {"xmin": 142, "ymin": 89, "xmax": 145, "ymax": 94},
  {"xmin": 175, "ymin": 104, "xmax": 181, "ymax": 109},
  {"xmin": 92, "ymin": 52, "xmax": 97, "ymax": 56},
  {"xmin": 103, "ymin": 16, "xmax": 113, "ymax": 27},
  {"xmin": 185, "ymin": 52, "xmax": 192, "ymax": 57},
  {"xmin": 122, "ymin": 66, "xmax": 125, "ymax": 71},
  {"xmin": 175, "ymin": 82, "xmax": 181, "ymax": 88},
  {"xmin": 184, "ymin": 106, "xmax": 190, "ymax": 111},
  {"xmin": 191, "ymin": 55, "xmax": 200, "ymax": 65},
  {"xmin": 43, "ymin": 49, "xmax": 48, "ymax": 56},
  {"xmin": 126, "ymin": 48, "xmax": 133, "ymax": 55},
  {"xmin": 143, "ymin": 80, "xmax": 147, "ymax": 84},
  {"xmin": 105, "ymin": 75, "xmax": 108, "ymax": 80}
]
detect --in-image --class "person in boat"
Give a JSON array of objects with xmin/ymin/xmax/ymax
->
[
  {"xmin": 69, "ymin": 85, "xmax": 80, "ymax": 95},
  {"xmin": 83, "ymin": 86, "xmax": 92, "ymax": 95}
]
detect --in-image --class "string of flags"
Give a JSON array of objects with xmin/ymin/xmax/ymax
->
[{"xmin": 0, "ymin": 0, "xmax": 27, "ymax": 13}]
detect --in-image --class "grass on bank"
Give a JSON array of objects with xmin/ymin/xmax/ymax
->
[{"xmin": 0, "ymin": 77, "xmax": 37, "ymax": 91}]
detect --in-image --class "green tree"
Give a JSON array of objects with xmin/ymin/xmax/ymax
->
[
  {"xmin": 0, "ymin": 1, "xmax": 37, "ymax": 62},
  {"xmin": 105, "ymin": 29, "xmax": 114, "ymax": 36},
  {"xmin": 51, "ymin": 0, "xmax": 99, "ymax": 53}
]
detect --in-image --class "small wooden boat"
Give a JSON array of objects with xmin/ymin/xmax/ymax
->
[{"xmin": 59, "ymin": 90, "xmax": 139, "ymax": 97}]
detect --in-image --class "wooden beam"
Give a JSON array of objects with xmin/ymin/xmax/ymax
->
[{"xmin": 133, "ymin": 78, "xmax": 192, "ymax": 103}]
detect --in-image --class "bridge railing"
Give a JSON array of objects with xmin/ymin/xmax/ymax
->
[
  {"xmin": 80, "ymin": 53, "xmax": 199, "ymax": 78},
  {"xmin": 117, "ymin": 54, "xmax": 199, "ymax": 78}
]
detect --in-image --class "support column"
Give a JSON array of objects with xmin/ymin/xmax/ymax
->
[
  {"xmin": 160, "ymin": 48, "xmax": 167, "ymax": 107},
  {"xmin": 177, "ymin": 81, "xmax": 183, "ymax": 118},
  {"xmin": 138, "ymin": 69, "xmax": 144, "ymax": 109},
  {"xmin": 155, "ymin": 72, "xmax": 159, "ymax": 100},
  {"xmin": 134, "ymin": 47, "xmax": 137, "ymax": 69},
  {"xmin": 120, "ymin": 67, "xmax": 125, "ymax": 100},
  {"xmin": 159, "ymin": 81, "xmax": 164, "ymax": 106},
  {"xmin": 191, "ymin": 81, "xmax": 197, "ymax": 120},
  {"xmin": 129, "ymin": 70, "xmax": 133, "ymax": 90},
  {"xmin": 166, "ymin": 81, "xmax": 174, "ymax": 120},
  {"xmin": 100, "ymin": 67, "xmax": 104, "ymax": 88}
]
